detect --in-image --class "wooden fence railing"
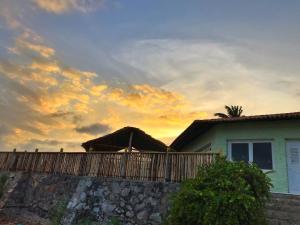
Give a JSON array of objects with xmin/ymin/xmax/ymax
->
[{"xmin": 0, "ymin": 152, "xmax": 218, "ymax": 182}]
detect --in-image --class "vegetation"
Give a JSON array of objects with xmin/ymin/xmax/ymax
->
[
  {"xmin": 0, "ymin": 174, "xmax": 9, "ymax": 198},
  {"xmin": 76, "ymin": 218, "xmax": 95, "ymax": 225},
  {"xmin": 214, "ymin": 105, "xmax": 243, "ymax": 118},
  {"xmin": 107, "ymin": 217, "xmax": 121, "ymax": 225},
  {"xmin": 49, "ymin": 200, "xmax": 68, "ymax": 225},
  {"xmin": 165, "ymin": 157, "xmax": 272, "ymax": 225},
  {"xmin": 76, "ymin": 217, "xmax": 121, "ymax": 225}
]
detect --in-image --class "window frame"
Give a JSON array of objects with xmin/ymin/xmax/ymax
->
[{"xmin": 227, "ymin": 140, "xmax": 275, "ymax": 171}]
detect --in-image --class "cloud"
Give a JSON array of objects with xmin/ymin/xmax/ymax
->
[
  {"xmin": 0, "ymin": 1, "xmax": 24, "ymax": 30},
  {"xmin": 0, "ymin": 59, "xmax": 58, "ymax": 87},
  {"xmin": 10, "ymin": 37, "xmax": 55, "ymax": 58},
  {"xmin": 90, "ymin": 84, "xmax": 108, "ymax": 96},
  {"xmin": 0, "ymin": 8, "xmax": 109, "ymax": 150},
  {"xmin": 48, "ymin": 111, "xmax": 74, "ymax": 118},
  {"xmin": 0, "ymin": 2, "xmax": 212, "ymax": 151},
  {"xmin": 116, "ymin": 39, "xmax": 300, "ymax": 115},
  {"xmin": 106, "ymin": 84, "xmax": 186, "ymax": 113},
  {"xmin": 0, "ymin": 124, "xmax": 11, "ymax": 136},
  {"xmin": 28, "ymin": 138, "xmax": 62, "ymax": 146},
  {"xmin": 32, "ymin": 0, "xmax": 106, "ymax": 14},
  {"xmin": 75, "ymin": 123, "xmax": 111, "ymax": 135},
  {"xmin": 22, "ymin": 138, "xmax": 81, "ymax": 151}
]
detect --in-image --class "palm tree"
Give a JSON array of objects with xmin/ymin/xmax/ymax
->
[{"xmin": 214, "ymin": 105, "xmax": 243, "ymax": 118}]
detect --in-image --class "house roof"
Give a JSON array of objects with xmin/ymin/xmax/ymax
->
[
  {"xmin": 82, "ymin": 126, "xmax": 167, "ymax": 152},
  {"xmin": 170, "ymin": 111, "xmax": 300, "ymax": 151}
]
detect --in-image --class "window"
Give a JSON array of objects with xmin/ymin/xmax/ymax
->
[{"xmin": 229, "ymin": 141, "xmax": 273, "ymax": 170}]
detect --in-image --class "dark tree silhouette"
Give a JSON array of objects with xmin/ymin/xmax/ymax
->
[{"xmin": 214, "ymin": 105, "xmax": 243, "ymax": 118}]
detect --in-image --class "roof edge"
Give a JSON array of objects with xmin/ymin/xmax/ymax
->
[{"xmin": 171, "ymin": 111, "xmax": 300, "ymax": 151}]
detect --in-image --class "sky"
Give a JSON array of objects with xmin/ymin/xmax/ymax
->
[{"xmin": 0, "ymin": 0, "xmax": 299, "ymax": 152}]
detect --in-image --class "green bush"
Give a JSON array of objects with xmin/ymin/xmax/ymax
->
[{"xmin": 165, "ymin": 157, "xmax": 272, "ymax": 225}]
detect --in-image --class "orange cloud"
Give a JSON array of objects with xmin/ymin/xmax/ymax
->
[
  {"xmin": 0, "ymin": 60, "xmax": 58, "ymax": 86},
  {"xmin": 30, "ymin": 60, "xmax": 60, "ymax": 73},
  {"xmin": 62, "ymin": 67, "xmax": 97, "ymax": 81},
  {"xmin": 11, "ymin": 38, "xmax": 55, "ymax": 58},
  {"xmin": 105, "ymin": 84, "xmax": 187, "ymax": 113},
  {"xmin": 90, "ymin": 84, "xmax": 108, "ymax": 96},
  {"xmin": 33, "ymin": 0, "xmax": 105, "ymax": 14}
]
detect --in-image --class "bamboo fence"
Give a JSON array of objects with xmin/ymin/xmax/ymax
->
[{"xmin": 0, "ymin": 152, "xmax": 218, "ymax": 182}]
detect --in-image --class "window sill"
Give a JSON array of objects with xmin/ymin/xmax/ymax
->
[{"xmin": 262, "ymin": 169, "xmax": 275, "ymax": 174}]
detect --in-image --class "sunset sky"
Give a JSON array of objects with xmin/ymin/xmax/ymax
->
[{"xmin": 0, "ymin": 0, "xmax": 299, "ymax": 151}]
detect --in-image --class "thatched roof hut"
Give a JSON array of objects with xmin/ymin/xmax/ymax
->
[{"xmin": 82, "ymin": 127, "xmax": 167, "ymax": 152}]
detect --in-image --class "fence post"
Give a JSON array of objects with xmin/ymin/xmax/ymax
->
[
  {"xmin": 10, "ymin": 148, "xmax": 18, "ymax": 171},
  {"xmin": 164, "ymin": 147, "xmax": 171, "ymax": 182},
  {"xmin": 79, "ymin": 153, "xmax": 88, "ymax": 176},
  {"xmin": 120, "ymin": 150, "xmax": 128, "ymax": 178}
]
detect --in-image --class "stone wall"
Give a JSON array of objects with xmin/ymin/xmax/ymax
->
[
  {"xmin": 1, "ymin": 172, "xmax": 300, "ymax": 225},
  {"xmin": 0, "ymin": 172, "xmax": 80, "ymax": 224},
  {"xmin": 0, "ymin": 172, "xmax": 179, "ymax": 225},
  {"xmin": 62, "ymin": 178, "xmax": 179, "ymax": 225}
]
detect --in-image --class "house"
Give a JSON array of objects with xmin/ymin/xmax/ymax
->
[
  {"xmin": 82, "ymin": 126, "xmax": 167, "ymax": 152},
  {"xmin": 171, "ymin": 112, "xmax": 300, "ymax": 194}
]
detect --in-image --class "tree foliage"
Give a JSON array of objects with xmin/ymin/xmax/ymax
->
[
  {"xmin": 214, "ymin": 105, "xmax": 243, "ymax": 118},
  {"xmin": 165, "ymin": 157, "xmax": 272, "ymax": 225}
]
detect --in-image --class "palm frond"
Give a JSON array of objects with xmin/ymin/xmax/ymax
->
[
  {"xmin": 214, "ymin": 113, "xmax": 229, "ymax": 118},
  {"xmin": 217, "ymin": 105, "xmax": 244, "ymax": 118}
]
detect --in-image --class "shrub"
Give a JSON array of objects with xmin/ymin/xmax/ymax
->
[{"xmin": 165, "ymin": 157, "xmax": 272, "ymax": 225}]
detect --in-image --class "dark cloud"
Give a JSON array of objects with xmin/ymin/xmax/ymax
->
[
  {"xmin": 48, "ymin": 111, "xmax": 73, "ymax": 118},
  {"xmin": 48, "ymin": 111, "xmax": 83, "ymax": 126},
  {"xmin": 75, "ymin": 123, "xmax": 111, "ymax": 135}
]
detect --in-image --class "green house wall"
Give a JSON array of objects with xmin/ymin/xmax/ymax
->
[{"xmin": 181, "ymin": 120, "xmax": 300, "ymax": 193}]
